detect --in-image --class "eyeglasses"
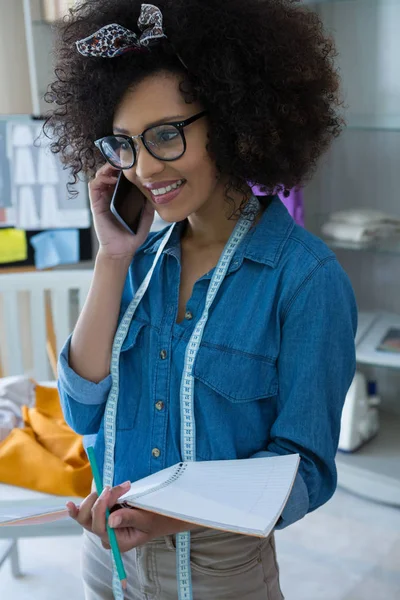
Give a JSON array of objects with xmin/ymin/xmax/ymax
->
[{"xmin": 94, "ymin": 111, "xmax": 207, "ymax": 170}]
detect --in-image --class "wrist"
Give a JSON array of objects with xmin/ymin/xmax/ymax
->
[{"xmin": 96, "ymin": 248, "xmax": 134, "ymax": 269}]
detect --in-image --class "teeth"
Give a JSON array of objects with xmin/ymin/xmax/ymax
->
[{"xmin": 152, "ymin": 179, "xmax": 184, "ymax": 196}]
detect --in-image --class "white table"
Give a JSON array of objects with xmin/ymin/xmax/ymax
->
[{"xmin": 0, "ymin": 382, "xmax": 84, "ymax": 576}]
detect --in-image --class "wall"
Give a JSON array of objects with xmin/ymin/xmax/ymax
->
[
  {"xmin": 304, "ymin": 0, "xmax": 400, "ymax": 414},
  {"xmin": 0, "ymin": 0, "xmax": 32, "ymax": 114}
]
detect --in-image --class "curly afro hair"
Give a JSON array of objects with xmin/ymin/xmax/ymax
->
[{"xmin": 46, "ymin": 0, "xmax": 343, "ymax": 201}]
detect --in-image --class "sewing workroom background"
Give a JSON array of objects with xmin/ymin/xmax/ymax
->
[{"xmin": 0, "ymin": 1, "xmax": 399, "ymax": 599}]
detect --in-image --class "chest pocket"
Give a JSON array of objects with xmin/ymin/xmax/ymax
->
[
  {"xmin": 119, "ymin": 318, "xmax": 146, "ymax": 352},
  {"xmin": 193, "ymin": 344, "xmax": 278, "ymax": 403},
  {"xmin": 115, "ymin": 319, "xmax": 146, "ymax": 430}
]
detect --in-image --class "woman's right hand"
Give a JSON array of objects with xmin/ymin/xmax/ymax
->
[
  {"xmin": 66, "ymin": 481, "xmax": 131, "ymax": 541},
  {"xmin": 89, "ymin": 163, "xmax": 155, "ymax": 261}
]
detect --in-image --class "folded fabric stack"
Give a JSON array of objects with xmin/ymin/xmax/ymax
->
[{"xmin": 321, "ymin": 209, "xmax": 400, "ymax": 244}]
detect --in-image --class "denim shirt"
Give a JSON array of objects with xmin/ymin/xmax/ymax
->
[{"xmin": 58, "ymin": 197, "xmax": 357, "ymax": 529}]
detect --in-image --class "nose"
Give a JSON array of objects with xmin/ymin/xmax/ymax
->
[{"xmin": 134, "ymin": 142, "xmax": 165, "ymax": 181}]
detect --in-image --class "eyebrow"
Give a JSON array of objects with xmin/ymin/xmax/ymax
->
[{"xmin": 113, "ymin": 115, "xmax": 185, "ymax": 135}]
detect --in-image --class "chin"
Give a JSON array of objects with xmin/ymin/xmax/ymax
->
[{"xmin": 155, "ymin": 205, "xmax": 192, "ymax": 224}]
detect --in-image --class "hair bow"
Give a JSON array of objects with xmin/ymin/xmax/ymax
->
[{"xmin": 76, "ymin": 4, "xmax": 167, "ymax": 58}]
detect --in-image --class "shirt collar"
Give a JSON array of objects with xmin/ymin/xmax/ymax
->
[
  {"xmin": 239, "ymin": 195, "xmax": 295, "ymax": 268},
  {"xmin": 141, "ymin": 196, "xmax": 294, "ymax": 270}
]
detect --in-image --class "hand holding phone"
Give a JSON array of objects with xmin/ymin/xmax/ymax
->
[{"xmin": 89, "ymin": 164, "xmax": 154, "ymax": 260}]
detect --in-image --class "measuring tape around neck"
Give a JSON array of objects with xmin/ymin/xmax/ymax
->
[
  {"xmin": 103, "ymin": 197, "xmax": 260, "ymax": 599},
  {"xmin": 104, "ymin": 224, "xmax": 175, "ymax": 600},
  {"xmin": 176, "ymin": 196, "xmax": 259, "ymax": 599}
]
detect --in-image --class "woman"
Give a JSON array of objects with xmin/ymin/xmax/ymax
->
[{"xmin": 50, "ymin": 0, "xmax": 357, "ymax": 598}]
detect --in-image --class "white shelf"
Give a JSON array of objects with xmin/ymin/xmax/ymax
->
[
  {"xmin": 336, "ymin": 411, "xmax": 400, "ymax": 506},
  {"xmin": 323, "ymin": 236, "xmax": 400, "ymax": 256},
  {"xmin": 346, "ymin": 114, "xmax": 400, "ymax": 132},
  {"xmin": 356, "ymin": 313, "xmax": 400, "ymax": 369}
]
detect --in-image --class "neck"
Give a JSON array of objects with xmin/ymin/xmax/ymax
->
[{"xmin": 183, "ymin": 186, "xmax": 254, "ymax": 248}]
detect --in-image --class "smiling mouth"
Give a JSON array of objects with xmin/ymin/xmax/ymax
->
[
  {"xmin": 147, "ymin": 179, "xmax": 187, "ymax": 206},
  {"xmin": 151, "ymin": 179, "xmax": 186, "ymax": 196}
]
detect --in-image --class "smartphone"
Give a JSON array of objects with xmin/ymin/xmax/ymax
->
[{"xmin": 110, "ymin": 171, "xmax": 146, "ymax": 235}]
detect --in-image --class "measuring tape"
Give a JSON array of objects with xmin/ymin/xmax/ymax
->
[
  {"xmin": 103, "ymin": 197, "xmax": 260, "ymax": 599},
  {"xmin": 104, "ymin": 224, "xmax": 175, "ymax": 600}
]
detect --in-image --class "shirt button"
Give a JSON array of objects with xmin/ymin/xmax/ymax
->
[
  {"xmin": 185, "ymin": 311, "xmax": 193, "ymax": 320},
  {"xmin": 160, "ymin": 350, "xmax": 167, "ymax": 360},
  {"xmin": 152, "ymin": 448, "xmax": 161, "ymax": 458},
  {"xmin": 155, "ymin": 401, "xmax": 164, "ymax": 411}
]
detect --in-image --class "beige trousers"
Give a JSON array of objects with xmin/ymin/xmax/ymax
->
[{"xmin": 82, "ymin": 527, "xmax": 285, "ymax": 600}]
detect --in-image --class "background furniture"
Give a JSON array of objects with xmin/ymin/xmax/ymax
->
[
  {"xmin": 0, "ymin": 408, "xmax": 83, "ymax": 579},
  {"xmin": 0, "ymin": 270, "xmax": 93, "ymax": 380},
  {"xmin": 0, "ymin": 270, "xmax": 93, "ymax": 576},
  {"xmin": 304, "ymin": 0, "xmax": 400, "ymax": 506}
]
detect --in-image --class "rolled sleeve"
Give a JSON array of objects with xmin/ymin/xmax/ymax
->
[
  {"xmin": 254, "ymin": 257, "xmax": 357, "ymax": 528},
  {"xmin": 57, "ymin": 335, "xmax": 112, "ymax": 435}
]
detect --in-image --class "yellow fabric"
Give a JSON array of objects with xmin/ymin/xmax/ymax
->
[{"xmin": 0, "ymin": 384, "xmax": 92, "ymax": 497}]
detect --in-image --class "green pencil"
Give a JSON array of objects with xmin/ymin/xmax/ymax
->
[{"xmin": 87, "ymin": 446, "xmax": 127, "ymax": 590}]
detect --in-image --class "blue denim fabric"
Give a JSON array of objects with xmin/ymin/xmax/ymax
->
[{"xmin": 58, "ymin": 197, "xmax": 357, "ymax": 528}]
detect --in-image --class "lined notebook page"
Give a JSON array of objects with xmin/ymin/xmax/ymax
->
[{"xmin": 121, "ymin": 454, "xmax": 300, "ymax": 536}]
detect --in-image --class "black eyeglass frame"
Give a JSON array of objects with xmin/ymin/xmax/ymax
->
[{"xmin": 94, "ymin": 110, "xmax": 208, "ymax": 170}]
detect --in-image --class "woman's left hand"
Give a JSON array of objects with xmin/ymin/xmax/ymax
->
[{"xmin": 71, "ymin": 485, "xmax": 197, "ymax": 553}]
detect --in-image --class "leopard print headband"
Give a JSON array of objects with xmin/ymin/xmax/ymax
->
[{"xmin": 75, "ymin": 3, "xmax": 187, "ymax": 68}]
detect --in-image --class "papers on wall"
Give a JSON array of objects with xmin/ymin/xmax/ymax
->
[
  {"xmin": 0, "ymin": 117, "xmax": 90, "ymax": 231},
  {"xmin": 30, "ymin": 229, "xmax": 79, "ymax": 270},
  {"xmin": 0, "ymin": 121, "xmax": 12, "ymax": 221},
  {"xmin": 0, "ymin": 229, "xmax": 28, "ymax": 264}
]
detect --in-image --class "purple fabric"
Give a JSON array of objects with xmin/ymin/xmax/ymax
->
[{"xmin": 252, "ymin": 185, "xmax": 304, "ymax": 227}]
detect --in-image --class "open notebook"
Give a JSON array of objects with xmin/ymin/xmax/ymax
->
[{"xmin": 0, "ymin": 454, "xmax": 300, "ymax": 536}]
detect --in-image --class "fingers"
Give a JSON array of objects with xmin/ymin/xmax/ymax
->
[
  {"xmin": 91, "ymin": 487, "xmax": 111, "ymax": 537},
  {"xmin": 66, "ymin": 502, "xmax": 79, "ymax": 519},
  {"xmin": 91, "ymin": 482, "xmax": 131, "ymax": 538},
  {"xmin": 66, "ymin": 491, "xmax": 98, "ymax": 530},
  {"xmin": 79, "ymin": 491, "xmax": 99, "ymax": 522},
  {"xmin": 94, "ymin": 502, "xmax": 152, "ymax": 553},
  {"xmin": 88, "ymin": 164, "xmax": 120, "ymax": 204},
  {"xmin": 95, "ymin": 163, "xmax": 120, "ymax": 179},
  {"xmin": 98, "ymin": 176, "xmax": 119, "ymax": 186},
  {"xmin": 108, "ymin": 507, "xmax": 150, "ymax": 532},
  {"xmin": 90, "ymin": 170, "xmax": 119, "ymax": 192},
  {"xmin": 115, "ymin": 527, "xmax": 150, "ymax": 552},
  {"xmin": 94, "ymin": 172, "xmax": 119, "ymax": 186},
  {"xmin": 109, "ymin": 509, "xmax": 194, "ymax": 538},
  {"xmin": 107, "ymin": 481, "xmax": 132, "ymax": 507}
]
